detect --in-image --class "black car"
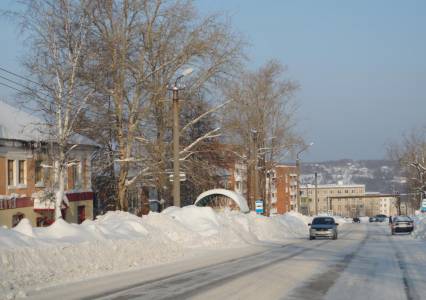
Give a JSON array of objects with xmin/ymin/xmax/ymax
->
[
  {"xmin": 353, "ymin": 217, "xmax": 360, "ymax": 223},
  {"xmin": 391, "ymin": 216, "xmax": 414, "ymax": 234}
]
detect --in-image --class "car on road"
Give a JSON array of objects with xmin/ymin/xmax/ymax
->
[
  {"xmin": 375, "ymin": 214, "xmax": 387, "ymax": 222},
  {"xmin": 308, "ymin": 217, "xmax": 339, "ymax": 240},
  {"xmin": 391, "ymin": 216, "xmax": 414, "ymax": 235},
  {"xmin": 369, "ymin": 217, "xmax": 376, "ymax": 222}
]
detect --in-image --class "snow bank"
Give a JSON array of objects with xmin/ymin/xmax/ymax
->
[
  {"xmin": 412, "ymin": 214, "xmax": 426, "ymax": 239},
  {"xmin": 0, "ymin": 207, "xmax": 310, "ymax": 299}
]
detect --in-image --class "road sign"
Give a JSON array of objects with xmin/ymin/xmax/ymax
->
[
  {"xmin": 255, "ymin": 200, "xmax": 264, "ymax": 214},
  {"xmin": 421, "ymin": 199, "xmax": 426, "ymax": 213},
  {"xmin": 169, "ymin": 172, "xmax": 186, "ymax": 182}
]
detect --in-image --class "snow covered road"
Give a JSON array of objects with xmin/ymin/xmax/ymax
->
[{"xmin": 27, "ymin": 222, "xmax": 426, "ymax": 300}]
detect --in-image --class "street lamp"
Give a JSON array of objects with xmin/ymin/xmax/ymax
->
[
  {"xmin": 169, "ymin": 68, "xmax": 193, "ymax": 207},
  {"xmin": 296, "ymin": 142, "xmax": 313, "ymax": 214}
]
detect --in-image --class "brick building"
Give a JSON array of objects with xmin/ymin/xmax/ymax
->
[
  {"xmin": 0, "ymin": 101, "xmax": 97, "ymax": 228},
  {"xmin": 267, "ymin": 165, "xmax": 298, "ymax": 215}
]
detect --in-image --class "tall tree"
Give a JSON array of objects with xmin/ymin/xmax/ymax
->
[
  {"xmin": 388, "ymin": 128, "xmax": 426, "ymax": 210},
  {"xmin": 223, "ymin": 60, "xmax": 302, "ymax": 211},
  {"xmin": 85, "ymin": 0, "xmax": 243, "ymax": 209},
  {"xmin": 17, "ymin": 0, "xmax": 93, "ymax": 220}
]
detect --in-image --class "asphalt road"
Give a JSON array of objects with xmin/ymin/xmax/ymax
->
[{"xmin": 84, "ymin": 223, "xmax": 425, "ymax": 300}]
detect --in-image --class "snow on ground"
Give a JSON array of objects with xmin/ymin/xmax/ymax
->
[
  {"xmin": 412, "ymin": 214, "xmax": 426, "ymax": 239},
  {"xmin": 0, "ymin": 206, "xmax": 311, "ymax": 299}
]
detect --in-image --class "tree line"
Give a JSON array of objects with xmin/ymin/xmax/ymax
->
[{"xmin": 12, "ymin": 0, "xmax": 302, "ymax": 216}]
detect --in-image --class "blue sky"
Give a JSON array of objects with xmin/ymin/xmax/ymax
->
[{"xmin": 1, "ymin": 1, "xmax": 425, "ymax": 162}]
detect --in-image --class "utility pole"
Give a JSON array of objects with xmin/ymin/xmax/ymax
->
[
  {"xmin": 252, "ymin": 129, "xmax": 259, "ymax": 204},
  {"xmin": 296, "ymin": 157, "xmax": 300, "ymax": 212},
  {"xmin": 169, "ymin": 68, "xmax": 193, "ymax": 208},
  {"xmin": 172, "ymin": 86, "xmax": 180, "ymax": 207},
  {"xmin": 315, "ymin": 172, "xmax": 318, "ymax": 215},
  {"xmin": 296, "ymin": 142, "xmax": 313, "ymax": 213}
]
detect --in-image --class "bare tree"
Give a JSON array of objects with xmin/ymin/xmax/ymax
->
[
  {"xmin": 388, "ymin": 127, "xmax": 426, "ymax": 210},
  {"xmin": 222, "ymin": 60, "xmax": 302, "ymax": 211},
  {"xmin": 17, "ymin": 0, "xmax": 93, "ymax": 220},
  {"xmin": 84, "ymin": 0, "xmax": 243, "ymax": 209}
]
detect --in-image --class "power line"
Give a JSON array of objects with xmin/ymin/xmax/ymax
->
[
  {"xmin": 0, "ymin": 74, "xmax": 52, "ymax": 99},
  {"xmin": 0, "ymin": 80, "xmax": 51, "ymax": 103},
  {"xmin": 0, "ymin": 66, "xmax": 46, "ymax": 89}
]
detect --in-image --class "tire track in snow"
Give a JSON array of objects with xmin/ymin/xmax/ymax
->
[
  {"xmin": 286, "ymin": 224, "xmax": 369, "ymax": 300},
  {"xmin": 389, "ymin": 234, "xmax": 419, "ymax": 300},
  {"xmin": 91, "ymin": 229, "xmax": 356, "ymax": 300}
]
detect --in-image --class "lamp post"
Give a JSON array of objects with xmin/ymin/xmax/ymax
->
[
  {"xmin": 169, "ymin": 68, "xmax": 193, "ymax": 207},
  {"xmin": 296, "ymin": 142, "xmax": 313, "ymax": 213}
]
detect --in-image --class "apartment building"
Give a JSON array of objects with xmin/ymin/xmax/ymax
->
[
  {"xmin": 300, "ymin": 183, "xmax": 365, "ymax": 215},
  {"xmin": 267, "ymin": 165, "xmax": 298, "ymax": 214},
  {"xmin": 328, "ymin": 194, "xmax": 398, "ymax": 217},
  {"xmin": 0, "ymin": 101, "xmax": 97, "ymax": 228},
  {"xmin": 224, "ymin": 159, "xmax": 298, "ymax": 215},
  {"xmin": 300, "ymin": 182, "xmax": 398, "ymax": 217}
]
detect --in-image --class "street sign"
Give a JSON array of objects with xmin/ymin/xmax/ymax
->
[
  {"xmin": 169, "ymin": 172, "xmax": 186, "ymax": 182},
  {"xmin": 421, "ymin": 199, "xmax": 426, "ymax": 213},
  {"xmin": 255, "ymin": 200, "xmax": 264, "ymax": 215}
]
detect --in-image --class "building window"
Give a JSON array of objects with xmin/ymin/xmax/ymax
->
[
  {"xmin": 7, "ymin": 160, "xmax": 14, "ymax": 186},
  {"xmin": 18, "ymin": 160, "xmax": 26, "ymax": 185},
  {"xmin": 35, "ymin": 160, "xmax": 43, "ymax": 185}
]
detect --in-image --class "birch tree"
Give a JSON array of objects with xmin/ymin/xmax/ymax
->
[{"xmin": 18, "ymin": 0, "xmax": 93, "ymax": 220}]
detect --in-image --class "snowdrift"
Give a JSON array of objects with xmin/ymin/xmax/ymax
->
[
  {"xmin": 412, "ymin": 214, "xmax": 426, "ymax": 239},
  {"xmin": 0, "ymin": 206, "xmax": 310, "ymax": 298}
]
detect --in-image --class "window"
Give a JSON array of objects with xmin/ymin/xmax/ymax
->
[
  {"xmin": 35, "ymin": 160, "xmax": 43, "ymax": 184},
  {"xmin": 7, "ymin": 160, "xmax": 14, "ymax": 186},
  {"xmin": 18, "ymin": 160, "xmax": 25, "ymax": 185},
  {"xmin": 69, "ymin": 162, "xmax": 81, "ymax": 189}
]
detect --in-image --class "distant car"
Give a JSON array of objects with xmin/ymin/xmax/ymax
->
[
  {"xmin": 308, "ymin": 217, "xmax": 339, "ymax": 240},
  {"xmin": 353, "ymin": 217, "xmax": 360, "ymax": 223},
  {"xmin": 375, "ymin": 214, "xmax": 387, "ymax": 222},
  {"xmin": 369, "ymin": 217, "xmax": 376, "ymax": 222},
  {"xmin": 391, "ymin": 216, "xmax": 414, "ymax": 235}
]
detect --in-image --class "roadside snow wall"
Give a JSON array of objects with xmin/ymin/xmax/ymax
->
[{"xmin": 0, "ymin": 206, "xmax": 309, "ymax": 299}]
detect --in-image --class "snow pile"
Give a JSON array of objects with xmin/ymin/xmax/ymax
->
[
  {"xmin": 412, "ymin": 214, "xmax": 426, "ymax": 239},
  {"xmin": 0, "ymin": 206, "xmax": 310, "ymax": 299}
]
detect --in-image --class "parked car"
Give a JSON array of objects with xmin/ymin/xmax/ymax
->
[
  {"xmin": 391, "ymin": 216, "xmax": 414, "ymax": 235},
  {"xmin": 369, "ymin": 217, "xmax": 376, "ymax": 222},
  {"xmin": 353, "ymin": 217, "xmax": 360, "ymax": 223},
  {"xmin": 308, "ymin": 217, "xmax": 339, "ymax": 240}
]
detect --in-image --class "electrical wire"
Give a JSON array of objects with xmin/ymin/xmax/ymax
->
[{"xmin": 0, "ymin": 66, "xmax": 46, "ymax": 88}]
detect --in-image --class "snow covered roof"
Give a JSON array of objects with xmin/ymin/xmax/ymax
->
[
  {"xmin": 0, "ymin": 101, "xmax": 45, "ymax": 141},
  {"xmin": 194, "ymin": 189, "xmax": 250, "ymax": 213},
  {"xmin": 0, "ymin": 101, "xmax": 98, "ymax": 146}
]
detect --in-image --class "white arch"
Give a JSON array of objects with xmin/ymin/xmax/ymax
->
[{"xmin": 194, "ymin": 189, "xmax": 250, "ymax": 213}]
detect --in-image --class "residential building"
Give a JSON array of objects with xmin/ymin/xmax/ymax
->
[
  {"xmin": 0, "ymin": 101, "xmax": 97, "ymax": 228},
  {"xmin": 328, "ymin": 194, "xmax": 398, "ymax": 217},
  {"xmin": 300, "ymin": 182, "xmax": 398, "ymax": 217},
  {"xmin": 300, "ymin": 183, "xmax": 366, "ymax": 215},
  {"xmin": 267, "ymin": 165, "xmax": 298, "ymax": 214}
]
